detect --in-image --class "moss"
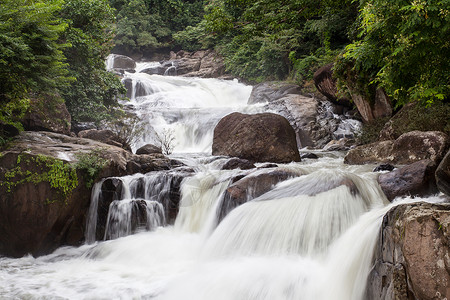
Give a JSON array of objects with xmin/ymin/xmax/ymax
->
[
  {"xmin": 356, "ymin": 116, "xmax": 390, "ymax": 145},
  {"xmin": 0, "ymin": 153, "xmax": 78, "ymax": 203},
  {"xmin": 74, "ymin": 148, "xmax": 109, "ymax": 188}
]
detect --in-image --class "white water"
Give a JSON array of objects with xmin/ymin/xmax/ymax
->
[
  {"xmin": 122, "ymin": 65, "xmax": 261, "ymax": 153},
  {"xmin": 0, "ymin": 59, "xmax": 443, "ymax": 299}
]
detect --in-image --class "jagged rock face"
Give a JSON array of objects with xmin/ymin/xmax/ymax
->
[
  {"xmin": 0, "ymin": 131, "xmax": 175, "ymax": 257},
  {"xmin": 212, "ymin": 112, "xmax": 301, "ymax": 163},
  {"xmin": 366, "ymin": 203, "xmax": 450, "ymax": 300},
  {"xmin": 436, "ymin": 150, "xmax": 450, "ymax": 197},
  {"xmin": 313, "ymin": 63, "xmax": 352, "ymax": 107},
  {"xmin": 378, "ymin": 160, "xmax": 438, "ymax": 201},
  {"xmin": 345, "ymin": 131, "xmax": 449, "ymax": 165},
  {"xmin": 23, "ymin": 97, "xmax": 71, "ymax": 135}
]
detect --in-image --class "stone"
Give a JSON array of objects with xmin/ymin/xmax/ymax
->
[
  {"xmin": 373, "ymin": 163, "xmax": 395, "ymax": 172},
  {"xmin": 345, "ymin": 131, "xmax": 449, "ymax": 165},
  {"xmin": 212, "ymin": 112, "xmax": 301, "ymax": 163},
  {"xmin": 313, "ymin": 63, "xmax": 352, "ymax": 107},
  {"xmin": 123, "ymin": 78, "xmax": 153, "ymax": 98},
  {"xmin": 107, "ymin": 54, "xmax": 136, "ymax": 72},
  {"xmin": 349, "ymin": 88, "xmax": 393, "ymax": 123},
  {"xmin": 0, "ymin": 131, "xmax": 175, "ymax": 257},
  {"xmin": 378, "ymin": 160, "xmax": 438, "ymax": 201},
  {"xmin": 78, "ymin": 129, "xmax": 131, "ymax": 152},
  {"xmin": 436, "ymin": 150, "xmax": 450, "ymax": 197},
  {"xmin": 221, "ymin": 158, "xmax": 256, "ymax": 170},
  {"xmin": 136, "ymin": 144, "xmax": 162, "ymax": 155},
  {"xmin": 218, "ymin": 169, "xmax": 302, "ymax": 222},
  {"xmin": 300, "ymin": 153, "xmax": 319, "ymax": 159},
  {"xmin": 22, "ymin": 96, "xmax": 71, "ymax": 135},
  {"xmin": 365, "ymin": 203, "xmax": 450, "ymax": 300},
  {"xmin": 248, "ymin": 82, "xmax": 302, "ymax": 105}
]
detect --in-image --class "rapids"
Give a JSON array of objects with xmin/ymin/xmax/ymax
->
[{"xmin": 0, "ymin": 59, "xmax": 444, "ymax": 299}]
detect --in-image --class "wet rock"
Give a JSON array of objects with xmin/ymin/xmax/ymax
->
[
  {"xmin": 345, "ymin": 131, "xmax": 449, "ymax": 165},
  {"xmin": 95, "ymin": 178, "xmax": 123, "ymax": 240},
  {"xmin": 123, "ymin": 78, "xmax": 152, "ymax": 98},
  {"xmin": 300, "ymin": 153, "xmax": 319, "ymax": 159},
  {"xmin": 0, "ymin": 131, "xmax": 174, "ymax": 257},
  {"xmin": 78, "ymin": 129, "xmax": 131, "ymax": 152},
  {"xmin": 436, "ymin": 150, "xmax": 450, "ymax": 197},
  {"xmin": 218, "ymin": 169, "xmax": 302, "ymax": 222},
  {"xmin": 22, "ymin": 97, "xmax": 71, "ymax": 135},
  {"xmin": 107, "ymin": 54, "xmax": 136, "ymax": 73},
  {"xmin": 212, "ymin": 112, "xmax": 301, "ymax": 163},
  {"xmin": 323, "ymin": 138, "xmax": 355, "ymax": 151},
  {"xmin": 136, "ymin": 144, "xmax": 162, "ymax": 155},
  {"xmin": 365, "ymin": 203, "xmax": 450, "ymax": 300},
  {"xmin": 373, "ymin": 164, "xmax": 395, "ymax": 172},
  {"xmin": 313, "ymin": 63, "xmax": 352, "ymax": 107},
  {"xmin": 221, "ymin": 158, "xmax": 256, "ymax": 170},
  {"xmin": 258, "ymin": 163, "xmax": 278, "ymax": 168},
  {"xmin": 378, "ymin": 160, "xmax": 438, "ymax": 201}
]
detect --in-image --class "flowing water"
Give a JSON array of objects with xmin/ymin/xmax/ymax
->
[{"xmin": 0, "ymin": 59, "xmax": 444, "ymax": 299}]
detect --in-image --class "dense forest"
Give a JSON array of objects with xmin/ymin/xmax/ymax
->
[{"xmin": 1, "ymin": 0, "xmax": 449, "ymax": 141}]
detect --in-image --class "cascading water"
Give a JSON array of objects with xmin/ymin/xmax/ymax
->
[{"xmin": 0, "ymin": 58, "xmax": 444, "ymax": 299}]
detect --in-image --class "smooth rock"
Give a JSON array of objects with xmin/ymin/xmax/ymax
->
[
  {"xmin": 212, "ymin": 112, "xmax": 301, "ymax": 163},
  {"xmin": 378, "ymin": 160, "xmax": 438, "ymax": 201},
  {"xmin": 221, "ymin": 158, "xmax": 256, "ymax": 170},
  {"xmin": 136, "ymin": 144, "xmax": 162, "ymax": 155},
  {"xmin": 78, "ymin": 129, "xmax": 131, "ymax": 152}
]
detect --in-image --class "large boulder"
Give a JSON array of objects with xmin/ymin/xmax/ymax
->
[
  {"xmin": 22, "ymin": 96, "xmax": 71, "ymax": 135},
  {"xmin": 345, "ymin": 131, "xmax": 449, "ymax": 165},
  {"xmin": 0, "ymin": 131, "xmax": 175, "ymax": 257},
  {"xmin": 365, "ymin": 203, "xmax": 450, "ymax": 300},
  {"xmin": 313, "ymin": 63, "xmax": 352, "ymax": 107},
  {"xmin": 378, "ymin": 160, "xmax": 438, "ymax": 201},
  {"xmin": 212, "ymin": 112, "xmax": 301, "ymax": 163},
  {"xmin": 436, "ymin": 150, "xmax": 450, "ymax": 197}
]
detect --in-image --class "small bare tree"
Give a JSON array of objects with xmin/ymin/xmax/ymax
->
[{"xmin": 155, "ymin": 128, "xmax": 176, "ymax": 155}]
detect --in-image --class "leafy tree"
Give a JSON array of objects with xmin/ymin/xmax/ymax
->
[
  {"xmin": 60, "ymin": 0, "xmax": 126, "ymax": 123},
  {"xmin": 0, "ymin": 0, "xmax": 70, "ymax": 135},
  {"xmin": 336, "ymin": 0, "xmax": 450, "ymax": 107}
]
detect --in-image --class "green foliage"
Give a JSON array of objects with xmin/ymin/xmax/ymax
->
[
  {"xmin": 0, "ymin": 0, "xmax": 71, "ymax": 133},
  {"xmin": 112, "ymin": 0, "xmax": 205, "ymax": 54},
  {"xmin": 337, "ymin": 0, "xmax": 450, "ymax": 107},
  {"xmin": 389, "ymin": 102, "xmax": 450, "ymax": 138},
  {"xmin": 0, "ymin": 154, "xmax": 78, "ymax": 203},
  {"xmin": 201, "ymin": 0, "xmax": 358, "ymax": 82},
  {"xmin": 74, "ymin": 149, "xmax": 108, "ymax": 188},
  {"xmin": 60, "ymin": 0, "xmax": 126, "ymax": 124},
  {"xmin": 356, "ymin": 117, "xmax": 390, "ymax": 144}
]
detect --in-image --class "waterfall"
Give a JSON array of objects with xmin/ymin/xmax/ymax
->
[{"xmin": 0, "ymin": 59, "xmax": 436, "ymax": 300}]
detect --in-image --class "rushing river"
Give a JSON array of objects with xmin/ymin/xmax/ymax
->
[{"xmin": 0, "ymin": 59, "xmax": 444, "ymax": 299}]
